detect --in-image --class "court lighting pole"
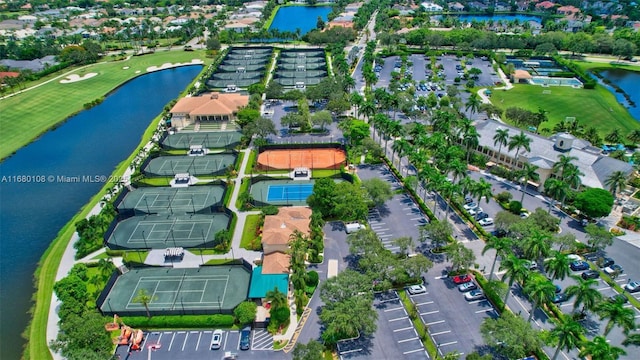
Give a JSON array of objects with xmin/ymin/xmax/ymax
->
[
  {"xmin": 142, "ymin": 230, "xmax": 149, "ymax": 249},
  {"xmin": 144, "ymin": 198, "xmax": 151, "ymax": 214},
  {"xmin": 170, "ymin": 229, "xmax": 177, "ymax": 248},
  {"xmin": 191, "ymin": 195, "xmax": 196, "ymax": 214}
]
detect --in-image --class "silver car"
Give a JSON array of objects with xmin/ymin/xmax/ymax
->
[
  {"xmin": 407, "ymin": 284, "xmax": 427, "ymax": 295},
  {"xmin": 464, "ymin": 290, "xmax": 485, "ymax": 301},
  {"xmin": 211, "ymin": 329, "xmax": 223, "ymax": 350},
  {"xmin": 458, "ymin": 282, "xmax": 477, "ymax": 292}
]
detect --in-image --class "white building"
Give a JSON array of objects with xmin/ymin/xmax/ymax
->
[{"xmin": 421, "ymin": 2, "xmax": 444, "ymax": 12}]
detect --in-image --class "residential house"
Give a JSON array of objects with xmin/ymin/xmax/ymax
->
[
  {"xmin": 261, "ymin": 207, "xmax": 312, "ymax": 254},
  {"xmin": 535, "ymin": 1, "xmax": 556, "ymax": 10},
  {"xmin": 169, "ymin": 92, "xmax": 249, "ymax": 129},
  {"xmin": 557, "ymin": 5, "xmax": 581, "ymax": 15},
  {"xmin": 473, "ymin": 120, "xmax": 634, "ymax": 190},
  {"xmin": 448, "ymin": 2, "xmax": 465, "ymax": 11},
  {"xmin": 421, "ymin": 2, "xmax": 444, "ymax": 12}
]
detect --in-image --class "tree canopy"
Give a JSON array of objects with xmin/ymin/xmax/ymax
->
[{"xmin": 574, "ymin": 188, "xmax": 614, "ymax": 219}]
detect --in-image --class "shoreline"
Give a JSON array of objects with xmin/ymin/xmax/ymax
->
[{"xmin": 24, "ymin": 64, "xmax": 205, "ymax": 360}]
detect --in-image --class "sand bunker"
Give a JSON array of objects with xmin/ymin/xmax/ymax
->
[
  {"xmin": 146, "ymin": 59, "xmax": 204, "ymax": 72},
  {"xmin": 59, "ymin": 73, "xmax": 98, "ymax": 83}
]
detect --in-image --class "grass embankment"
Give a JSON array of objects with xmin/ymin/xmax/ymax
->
[
  {"xmin": 489, "ymin": 84, "xmax": 640, "ymax": 137},
  {"xmin": 241, "ymin": 214, "xmax": 263, "ymax": 250},
  {"xmin": 0, "ymin": 49, "xmax": 208, "ymax": 160},
  {"xmin": 26, "ymin": 55, "xmax": 206, "ymax": 360}
]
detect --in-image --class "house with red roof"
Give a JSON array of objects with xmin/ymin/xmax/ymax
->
[
  {"xmin": 535, "ymin": 1, "xmax": 556, "ymax": 10},
  {"xmin": 557, "ymin": 5, "xmax": 580, "ymax": 15}
]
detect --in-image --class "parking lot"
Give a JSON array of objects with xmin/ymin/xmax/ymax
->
[
  {"xmin": 357, "ymin": 164, "xmax": 428, "ymax": 253},
  {"xmin": 338, "ymin": 291, "xmax": 427, "ymax": 360},
  {"xmin": 409, "ymin": 270, "xmax": 498, "ymax": 358},
  {"xmin": 115, "ymin": 329, "xmax": 277, "ymax": 360}
]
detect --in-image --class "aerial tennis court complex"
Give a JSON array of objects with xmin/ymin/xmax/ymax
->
[
  {"xmin": 250, "ymin": 179, "xmax": 316, "ymax": 206},
  {"xmin": 206, "ymin": 47, "xmax": 272, "ymax": 89},
  {"xmin": 161, "ymin": 130, "xmax": 242, "ymax": 150},
  {"xmin": 117, "ymin": 186, "xmax": 225, "ymax": 215},
  {"xmin": 106, "ymin": 213, "xmax": 230, "ymax": 250},
  {"xmin": 274, "ymin": 48, "xmax": 327, "ymax": 87},
  {"xmin": 256, "ymin": 147, "xmax": 346, "ymax": 170},
  {"xmin": 99, "ymin": 266, "xmax": 250, "ymax": 316},
  {"xmin": 143, "ymin": 154, "xmax": 237, "ymax": 177}
]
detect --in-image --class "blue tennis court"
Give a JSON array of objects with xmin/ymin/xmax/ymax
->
[{"xmin": 267, "ymin": 184, "xmax": 314, "ymax": 201}]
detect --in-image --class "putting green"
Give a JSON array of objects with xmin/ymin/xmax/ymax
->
[
  {"xmin": 0, "ymin": 50, "xmax": 210, "ymax": 160},
  {"xmin": 489, "ymin": 84, "xmax": 640, "ymax": 136}
]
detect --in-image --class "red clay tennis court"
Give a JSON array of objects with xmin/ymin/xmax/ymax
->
[{"xmin": 257, "ymin": 148, "xmax": 346, "ymax": 170}]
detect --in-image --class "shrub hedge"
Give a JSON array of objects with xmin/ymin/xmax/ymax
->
[{"xmin": 123, "ymin": 314, "xmax": 235, "ymax": 328}]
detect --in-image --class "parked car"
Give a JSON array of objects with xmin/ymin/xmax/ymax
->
[
  {"xmin": 625, "ymin": 281, "xmax": 640, "ymax": 293},
  {"xmin": 523, "ymin": 260, "xmax": 537, "ymax": 271},
  {"xmin": 570, "ymin": 260, "xmax": 590, "ymax": 271},
  {"xmin": 464, "ymin": 290, "xmax": 485, "ymax": 301},
  {"xmin": 464, "ymin": 196, "xmax": 474, "ymax": 204},
  {"xmin": 609, "ymin": 294, "xmax": 629, "ymax": 303},
  {"xmin": 407, "ymin": 284, "xmax": 427, "ymax": 295},
  {"xmin": 478, "ymin": 218, "xmax": 494, "ymax": 226},
  {"xmin": 468, "ymin": 207, "xmax": 484, "ymax": 216},
  {"xmin": 552, "ymin": 293, "xmax": 569, "ymax": 303},
  {"xmin": 211, "ymin": 329, "xmax": 223, "ymax": 350},
  {"xmin": 520, "ymin": 211, "xmax": 530, "ymax": 219},
  {"xmin": 452, "ymin": 274, "xmax": 472, "ymax": 284},
  {"xmin": 604, "ymin": 264, "xmax": 623, "ymax": 276},
  {"xmin": 581, "ymin": 270, "xmax": 600, "ymax": 279},
  {"xmin": 463, "ymin": 203, "xmax": 478, "ymax": 211},
  {"xmin": 554, "ymin": 284, "xmax": 562, "ymax": 293},
  {"xmin": 491, "ymin": 229, "xmax": 507, "ymax": 238},
  {"xmin": 597, "ymin": 257, "xmax": 615, "ymax": 268},
  {"xmin": 458, "ymin": 282, "xmax": 477, "ymax": 292},
  {"xmin": 240, "ymin": 327, "xmax": 251, "ymax": 351},
  {"xmin": 566, "ymin": 254, "xmax": 583, "ymax": 262},
  {"xmin": 475, "ymin": 212, "xmax": 489, "ymax": 220}
]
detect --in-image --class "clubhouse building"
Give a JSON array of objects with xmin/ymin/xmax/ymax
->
[
  {"xmin": 169, "ymin": 92, "xmax": 249, "ymax": 129},
  {"xmin": 473, "ymin": 120, "xmax": 634, "ymax": 190}
]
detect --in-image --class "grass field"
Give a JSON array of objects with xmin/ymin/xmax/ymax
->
[
  {"xmin": 0, "ymin": 49, "xmax": 210, "ymax": 160},
  {"xmin": 241, "ymin": 214, "xmax": 263, "ymax": 251},
  {"xmin": 489, "ymin": 84, "xmax": 640, "ymax": 136}
]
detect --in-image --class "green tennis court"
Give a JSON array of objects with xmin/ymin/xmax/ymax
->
[
  {"xmin": 143, "ymin": 154, "xmax": 237, "ymax": 177},
  {"xmin": 99, "ymin": 266, "xmax": 250, "ymax": 316},
  {"xmin": 250, "ymin": 179, "xmax": 316, "ymax": 206},
  {"xmin": 117, "ymin": 186, "xmax": 225, "ymax": 214},
  {"xmin": 106, "ymin": 214, "xmax": 230, "ymax": 249},
  {"xmin": 161, "ymin": 131, "xmax": 242, "ymax": 149}
]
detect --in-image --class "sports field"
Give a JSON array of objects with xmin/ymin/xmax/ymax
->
[
  {"xmin": 250, "ymin": 179, "xmax": 316, "ymax": 206},
  {"xmin": 267, "ymin": 183, "xmax": 314, "ymax": 202},
  {"xmin": 99, "ymin": 266, "xmax": 250, "ymax": 316},
  {"xmin": 143, "ymin": 154, "xmax": 237, "ymax": 177},
  {"xmin": 117, "ymin": 186, "xmax": 224, "ymax": 214},
  {"xmin": 0, "ymin": 50, "xmax": 209, "ymax": 160},
  {"xmin": 162, "ymin": 131, "xmax": 242, "ymax": 149},
  {"xmin": 106, "ymin": 214, "xmax": 230, "ymax": 249},
  {"xmin": 257, "ymin": 148, "xmax": 346, "ymax": 170},
  {"xmin": 489, "ymin": 84, "xmax": 640, "ymax": 136}
]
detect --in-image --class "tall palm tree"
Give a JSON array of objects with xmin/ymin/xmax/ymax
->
[
  {"xmin": 562, "ymin": 164, "xmax": 584, "ymax": 191},
  {"xmin": 133, "ymin": 288, "xmax": 157, "ymax": 318},
  {"xmin": 473, "ymin": 178, "xmax": 493, "ymax": 206},
  {"xmin": 523, "ymin": 273, "xmax": 556, "ymax": 322},
  {"xmin": 507, "ymin": 131, "xmax": 532, "ymax": 169},
  {"xmin": 499, "ymin": 254, "xmax": 530, "ymax": 304},
  {"xmin": 595, "ymin": 297, "xmax": 636, "ymax": 336},
  {"xmin": 579, "ymin": 336, "xmax": 627, "ymax": 360},
  {"xmin": 372, "ymin": 113, "xmax": 390, "ymax": 145},
  {"xmin": 465, "ymin": 92, "xmax": 482, "ymax": 118},
  {"xmin": 350, "ymin": 92, "xmax": 364, "ymax": 119},
  {"xmin": 627, "ymin": 129, "xmax": 640, "ymax": 144},
  {"xmin": 552, "ymin": 154, "xmax": 578, "ymax": 181},
  {"xmin": 462, "ymin": 127, "xmax": 480, "ymax": 163},
  {"xmin": 605, "ymin": 170, "xmax": 628, "ymax": 198},
  {"xmin": 482, "ymin": 236, "xmax": 513, "ymax": 281},
  {"xmin": 550, "ymin": 319, "xmax": 584, "ymax": 360},
  {"xmin": 622, "ymin": 333, "xmax": 640, "ymax": 347},
  {"xmin": 392, "ymin": 138, "xmax": 412, "ymax": 170},
  {"xmin": 517, "ymin": 162, "xmax": 540, "ymax": 203},
  {"xmin": 447, "ymin": 159, "xmax": 468, "ymax": 183},
  {"xmin": 522, "ymin": 230, "xmax": 552, "ymax": 266},
  {"xmin": 360, "ymin": 100, "xmax": 376, "ymax": 122},
  {"xmin": 385, "ymin": 120, "xmax": 403, "ymax": 155},
  {"xmin": 544, "ymin": 178, "xmax": 569, "ymax": 213},
  {"xmin": 493, "ymin": 128, "xmax": 510, "ymax": 163},
  {"xmin": 265, "ymin": 287, "xmax": 288, "ymax": 310},
  {"xmin": 564, "ymin": 276, "xmax": 602, "ymax": 315},
  {"xmin": 544, "ymin": 251, "xmax": 571, "ymax": 281}
]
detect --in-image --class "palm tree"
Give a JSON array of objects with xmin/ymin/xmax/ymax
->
[
  {"xmin": 265, "ymin": 287, "xmax": 288, "ymax": 310},
  {"xmin": 605, "ymin": 170, "xmax": 628, "ymax": 198},
  {"xmin": 544, "ymin": 178, "xmax": 569, "ymax": 213},
  {"xmin": 627, "ymin": 129, "xmax": 640, "ymax": 144},
  {"xmin": 392, "ymin": 138, "xmax": 412, "ymax": 170},
  {"xmin": 493, "ymin": 128, "xmax": 509, "ymax": 163},
  {"xmin": 133, "ymin": 288, "xmax": 157, "ymax": 318},
  {"xmin": 507, "ymin": 131, "xmax": 532, "ymax": 169},
  {"xmin": 564, "ymin": 276, "xmax": 602, "ymax": 315},
  {"xmin": 622, "ymin": 333, "xmax": 640, "ymax": 347},
  {"xmin": 385, "ymin": 120, "xmax": 403, "ymax": 155},
  {"xmin": 499, "ymin": 254, "xmax": 530, "ymax": 304},
  {"xmin": 562, "ymin": 164, "xmax": 584, "ymax": 191},
  {"xmin": 544, "ymin": 251, "xmax": 571, "ymax": 281},
  {"xmin": 360, "ymin": 100, "xmax": 376, "ymax": 122},
  {"xmin": 473, "ymin": 178, "xmax": 493, "ymax": 206},
  {"xmin": 461, "ymin": 127, "xmax": 480, "ymax": 163},
  {"xmin": 523, "ymin": 274, "xmax": 556, "ymax": 322},
  {"xmin": 552, "ymin": 154, "xmax": 578, "ymax": 181},
  {"xmin": 482, "ymin": 236, "xmax": 513, "ymax": 281},
  {"xmin": 579, "ymin": 336, "xmax": 626, "ymax": 360},
  {"xmin": 550, "ymin": 319, "xmax": 584, "ymax": 360},
  {"xmin": 595, "ymin": 297, "xmax": 636, "ymax": 336},
  {"xmin": 350, "ymin": 92, "xmax": 364, "ymax": 119},
  {"xmin": 517, "ymin": 162, "xmax": 540, "ymax": 203},
  {"xmin": 465, "ymin": 93, "xmax": 482, "ymax": 118},
  {"xmin": 605, "ymin": 128, "xmax": 623, "ymax": 144},
  {"xmin": 447, "ymin": 159, "xmax": 468, "ymax": 183},
  {"xmin": 522, "ymin": 230, "xmax": 552, "ymax": 267}
]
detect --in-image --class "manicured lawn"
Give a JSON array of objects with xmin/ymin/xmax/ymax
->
[
  {"xmin": 312, "ymin": 169, "xmax": 340, "ymax": 178},
  {"xmin": 0, "ymin": 49, "xmax": 210, "ymax": 160},
  {"xmin": 489, "ymin": 84, "xmax": 640, "ymax": 136},
  {"xmin": 241, "ymin": 214, "xmax": 263, "ymax": 251}
]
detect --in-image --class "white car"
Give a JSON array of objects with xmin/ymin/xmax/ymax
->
[
  {"xmin": 464, "ymin": 290, "xmax": 485, "ymax": 301},
  {"xmin": 604, "ymin": 265, "xmax": 623, "ymax": 276},
  {"xmin": 468, "ymin": 207, "xmax": 483, "ymax": 216},
  {"xmin": 523, "ymin": 260, "xmax": 538, "ymax": 271},
  {"xmin": 566, "ymin": 254, "xmax": 583, "ymax": 262},
  {"xmin": 458, "ymin": 282, "xmax": 478, "ymax": 292},
  {"xmin": 478, "ymin": 217, "xmax": 494, "ymax": 226},
  {"xmin": 407, "ymin": 284, "xmax": 427, "ymax": 295},
  {"xmin": 211, "ymin": 329, "xmax": 223, "ymax": 350},
  {"xmin": 463, "ymin": 203, "xmax": 478, "ymax": 211}
]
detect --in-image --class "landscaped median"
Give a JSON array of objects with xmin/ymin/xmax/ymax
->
[{"xmin": 398, "ymin": 291, "xmax": 438, "ymax": 358}]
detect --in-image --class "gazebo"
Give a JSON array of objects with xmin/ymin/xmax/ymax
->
[{"xmin": 511, "ymin": 69, "xmax": 533, "ymax": 84}]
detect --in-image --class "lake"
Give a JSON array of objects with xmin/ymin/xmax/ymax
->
[
  {"xmin": 268, "ymin": 5, "xmax": 332, "ymax": 35},
  {"xmin": 0, "ymin": 65, "xmax": 201, "ymax": 360},
  {"xmin": 598, "ymin": 69, "xmax": 640, "ymax": 121},
  {"xmin": 453, "ymin": 14, "xmax": 542, "ymax": 24}
]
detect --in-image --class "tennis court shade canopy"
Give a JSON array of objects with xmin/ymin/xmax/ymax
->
[{"xmin": 248, "ymin": 266, "xmax": 289, "ymax": 299}]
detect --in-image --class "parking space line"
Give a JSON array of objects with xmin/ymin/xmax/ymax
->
[
  {"xmin": 560, "ymin": 303, "xmax": 573, "ymax": 307},
  {"xmin": 340, "ymin": 348, "xmax": 363, "ymax": 355},
  {"xmin": 410, "ymin": 217, "xmax": 423, "ymax": 221},
  {"xmin": 597, "ymin": 287, "xmax": 611, "ymax": 291},
  {"xmin": 389, "ymin": 316, "xmax": 409, "ymax": 322},
  {"xmin": 182, "ymin": 331, "xmax": 190, "ymax": 351},
  {"xmin": 195, "ymin": 331, "xmax": 203, "ymax": 351},
  {"xmin": 439, "ymin": 341, "xmax": 458, "ymax": 347},
  {"xmin": 384, "ymin": 306, "xmax": 404, "ymax": 312},
  {"xmin": 403, "ymin": 349, "xmax": 426, "ymax": 355},
  {"xmin": 393, "ymin": 326, "xmax": 414, "ymax": 332},
  {"xmin": 168, "ymin": 332, "xmax": 177, "ymax": 351},
  {"xmin": 468, "ymin": 300, "xmax": 486, "ymax": 305},
  {"xmin": 431, "ymin": 330, "xmax": 451, "ymax": 336},
  {"xmin": 398, "ymin": 337, "xmax": 420, "ymax": 343},
  {"xmin": 415, "ymin": 301, "xmax": 433, "ymax": 306},
  {"xmin": 420, "ymin": 310, "xmax": 439, "ymax": 315},
  {"xmin": 475, "ymin": 309, "xmax": 494, "ymax": 313},
  {"xmin": 426, "ymin": 320, "xmax": 445, "ymax": 325}
]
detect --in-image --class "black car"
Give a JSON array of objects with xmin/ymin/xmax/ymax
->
[
  {"xmin": 553, "ymin": 293, "xmax": 568, "ymax": 303},
  {"xmin": 598, "ymin": 257, "xmax": 615, "ymax": 268},
  {"xmin": 475, "ymin": 212, "xmax": 490, "ymax": 220},
  {"xmin": 609, "ymin": 294, "xmax": 629, "ymax": 303},
  {"xmin": 491, "ymin": 229, "xmax": 507, "ymax": 238},
  {"xmin": 582, "ymin": 270, "xmax": 600, "ymax": 280},
  {"xmin": 240, "ymin": 326, "xmax": 251, "ymax": 351},
  {"xmin": 570, "ymin": 260, "xmax": 590, "ymax": 271}
]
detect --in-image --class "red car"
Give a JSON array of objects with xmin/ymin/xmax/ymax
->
[{"xmin": 452, "ymin": 274, "xmax": 472, "ymax": 284}]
